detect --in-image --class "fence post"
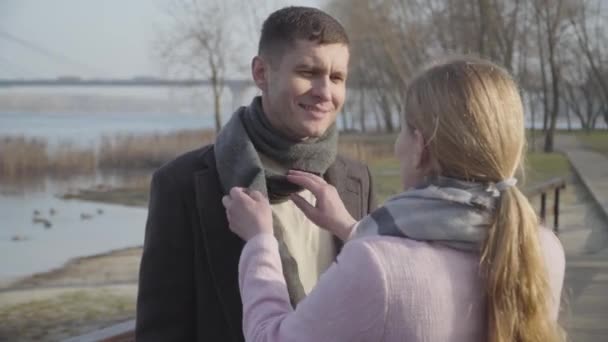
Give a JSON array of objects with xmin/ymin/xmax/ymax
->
[
  {"xmin": 553, "ymin": 187, "xmax": 560, "ymax": 233},
  {"xmin": 540, "ymin": 193, "xmax": 547, "ymax": 224}
]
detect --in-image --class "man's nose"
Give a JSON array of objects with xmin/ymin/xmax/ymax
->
[{"xmin": 311, "ymin": 76, "xmax": 332, "ymax": 101}]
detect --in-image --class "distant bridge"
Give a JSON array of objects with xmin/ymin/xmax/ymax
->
[
  {"xmin": 0, "ymin": 77, "xmax": 257, "ymax": 109},
  {"xmin": 0, "ymin": 77, "xmax": 373, "ymax": 109},
  {"xmin": 0, "ymin": 78, "xmax": 255, "ymax": 88}
]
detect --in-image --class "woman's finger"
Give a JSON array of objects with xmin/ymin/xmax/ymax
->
[
  {"xmin": 248, "ymin": 190, "xmax": 266, "ymax": 202},
  {"xmin": 288, "ymin": 170, "xmax": 327, "ymax": 184},
  {"xmin": 286, "ymin": 174, "xmax": 325, "ymax": 194},
  {"xmin": 221, "ymin": 195, "xmax": 231, "ymax": 208},
  {"xmin": 230, "ymin": 187, "xmax": 247, "ymax": 198},
  {"xmin": 290, "ymin": 194, "xmax": 318, "ymax": 220}
]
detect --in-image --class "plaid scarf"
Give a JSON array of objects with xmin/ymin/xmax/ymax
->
[{"xmin": 353, "ymin": 176, "xmax": 502, "ymax": 252}]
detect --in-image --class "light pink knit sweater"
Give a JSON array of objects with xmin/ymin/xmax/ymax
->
[{"xmin": 238, "ymin": 228, "xmax": 565, "ymax": 342}]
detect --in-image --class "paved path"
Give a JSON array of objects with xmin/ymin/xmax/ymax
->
[{"xmin": 553, "ymin": 135, "xmax": 608, "ymax": 341}]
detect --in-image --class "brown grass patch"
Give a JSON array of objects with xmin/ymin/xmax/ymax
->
[
  {"xmin": 98, "ymin": 129, "xmax": 215, "ymax": 169},
  {"xmin": 0, "ymin": 136, "xmax": 96, "ymax": 182},
  {"xmin": 338, "ymin": 133, "xmax": 396, "ymax": 162},
  {"xmin": 0, "ymin": 136, "xmax": 49, "ymax": 179}
]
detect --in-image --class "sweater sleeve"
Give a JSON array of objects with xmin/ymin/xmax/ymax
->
[{"xmin": 238, "ymin": 234, "xmax": 388, "ymax": 342}]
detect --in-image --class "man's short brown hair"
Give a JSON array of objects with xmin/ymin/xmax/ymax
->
[{"xmin": 258, "ymin": 6, "xmax": 349, "ymax": 65}]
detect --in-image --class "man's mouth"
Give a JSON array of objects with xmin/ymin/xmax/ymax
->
[{"xmin": 298, "ymin": 103, "xmax": 332, "ymax": 117}]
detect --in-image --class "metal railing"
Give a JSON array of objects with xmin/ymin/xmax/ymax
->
[{"xmin": 525, "ymin": 177, "xmax": 567, "ymax": 233}]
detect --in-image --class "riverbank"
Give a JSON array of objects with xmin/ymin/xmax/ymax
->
[{"xmin": 0, "ymin": 246, "xmax": 142, "ymax": 341}]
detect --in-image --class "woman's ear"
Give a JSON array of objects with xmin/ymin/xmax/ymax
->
[
  {"xmin": 412, "ymin": 129, "xmax": 430, "ymax": 171},
  {"xmin": 251, "ymin": 56, "xmax": 268, "ymax": 92}
]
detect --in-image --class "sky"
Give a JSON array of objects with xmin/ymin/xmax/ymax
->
[{"xmin": 0, "ymin": 0, "xmax": 324, "ymax": 80}]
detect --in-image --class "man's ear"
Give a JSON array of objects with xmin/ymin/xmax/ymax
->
[{"xmin": 251, "ymin": 56, "xmax": 268, "ymax": 92}]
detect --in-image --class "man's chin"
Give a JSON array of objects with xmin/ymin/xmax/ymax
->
[{"xmin": 300, "ymin": 126, "xmax": 332, "ymax": 140}]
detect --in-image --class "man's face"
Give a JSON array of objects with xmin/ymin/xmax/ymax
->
[{"xmin": 255, "ymin": 39, "xmax": 349, "ymax": 141}]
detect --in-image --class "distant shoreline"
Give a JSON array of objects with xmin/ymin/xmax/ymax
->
[{"xmin": 0, "ymin": 245, "xmax": 142, "ymax": 292}]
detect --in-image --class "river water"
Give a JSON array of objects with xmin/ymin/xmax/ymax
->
[{"xmin": 0, "ymin": 110, "xmax": 215, "ymax": 280}]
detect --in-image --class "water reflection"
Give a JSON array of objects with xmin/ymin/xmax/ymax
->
[{"xmin": 0, "ymin": 172, "xmax": 149, "ymax": 280}]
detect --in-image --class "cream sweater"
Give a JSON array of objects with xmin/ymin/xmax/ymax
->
[{"xmin": 271, "ymin": 190, "xmax": 336, "ymax": 295}]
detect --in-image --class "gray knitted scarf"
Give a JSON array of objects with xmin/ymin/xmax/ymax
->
[
  {"xmin": 215, "ymin": 96, "xmax": 338, "ymax": 306},
  {"xmin": 353, "ymin": 176, "xmax": 506, "ymax": 252}
]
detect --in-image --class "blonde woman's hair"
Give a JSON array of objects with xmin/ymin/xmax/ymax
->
[{"xmin": 404, "ymin": 57, "xmax": 563, "ymax": 342}]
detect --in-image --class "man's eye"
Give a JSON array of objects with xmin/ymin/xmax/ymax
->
[{"xmin": 298, "ymin": 70, "xmax": 313, "ymax": 77}]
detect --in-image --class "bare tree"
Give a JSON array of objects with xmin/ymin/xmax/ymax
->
[
  {"xmin": 530, "ymin": 0, "xmax": 578, "ymax": 152},
  {"xmin": 328, "ymin": 0, "xmax": 432, "ymax": 133},
  {"xmin": 329, "ymin": 0, "xmax": 533, "ymax": 133},
  {"xmin": 158, "ymin": 0, "xmax": 246, "ymax": 133},
  {"xmin": 327, "ymin": 0, "xmax": 605, "ymax": 144},
  {"xmin": 563, "ymin": 50, "xmax": 603, "ymax": 132},
  {"xmin": 569, "ymin": 0, "xmax": 608, "ymax": 106}
]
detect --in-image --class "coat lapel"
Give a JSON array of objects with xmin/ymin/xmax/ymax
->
[
  {"xmin": 325, "ymin": 157, "xmax": 363, "ymax": 220},
  {"xmin": 194, "ymin": 148, "xmax": 244, "ymax": 340},
  {"xmin": 325, "ymin": 157, "xmax": 364, "ymax": 252}
]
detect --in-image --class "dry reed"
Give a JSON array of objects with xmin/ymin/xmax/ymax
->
[
  {"xmin": 0, "ymin": 136, "xmax": 97, "ymax": 182},
  {"xmin": 0, "ymin": 136, "xmax": 49, "ymax": 179},
  {"xmin": 97, "ymin": 129, "xmax": 216, "ymax": 169}
]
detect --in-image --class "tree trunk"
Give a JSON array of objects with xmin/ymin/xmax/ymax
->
[
  {"xmin": 380, "ymin": 94, "xmax": 395, "ymax": 133},
  {"xmin": 214, "ymin": 90, "xmax": 222, "ymax": 132},
  {"xmin": 207, "ymin": 55, "xmax": 224, "ymax": 133},
  {"xmin": 477, "ymin": 0, "xmax": 489, "ymax": 55},
  {"xmin": 535, "ymin": 6, "xmax": 550, "ymax": 132},
  {"xmin": 374, "ymin": 107, "xmax": 383, "ymax": 132},
  {"xmin": 340, "ymin": 103, "xmax": 349, "ymax": 132},
  {"xmin": 359, "ymin": 89, "xmax": 367, "ymax": 133},
  {"xmin": 543, "ymin": 39, "xmax": 560, "ymax": 153},
  {"xmin": 530, "ymin": 94, "xmax": 537, "ymax": 152}
]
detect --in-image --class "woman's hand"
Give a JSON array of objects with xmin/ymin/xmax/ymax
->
[
  {"xmin": 287, "ymin": 170, "xmax": 357, "ymax": 241},
  {"xmin": 222, "ymin": 187, "xmax": 273, "ymax": 241}
]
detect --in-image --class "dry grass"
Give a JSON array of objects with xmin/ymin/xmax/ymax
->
[
  {"xmin": 338, "ymin": 133, "xmax": 396, "ymax": 162},
  {"xmin": 0, "ymin": 136, "xmax": 96, "ymax": 182},
  {"xmin": 0, "ymin": 129, "xmax": 216, "ymax": 183},
  {"xmin": 0, "ymin": 288, "xmax": 135, "ymax": 342},
  {"xmin": 98, "ymin": 129, "xmax": 215, "ymax": 169},
  {"xmin": 0, "ymin": 136, "xmax": 49, "ymax": 179},
  {"xmin": 49, "ymin": 142, "xmax": 96, "ymax": 176}
]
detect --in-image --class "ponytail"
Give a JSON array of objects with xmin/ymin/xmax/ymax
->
[{"xmin": 481, "ymin": 187, "xmax": 563, "ymax": 342}]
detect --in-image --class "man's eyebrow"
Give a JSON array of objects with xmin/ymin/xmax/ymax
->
[
  {"xmin": 295, "ymin": 63, "xmax": 341, "ymax": 75},
  {"xmin": 294, "ymin": 63, "xmax": 319, "ymax": 70}
]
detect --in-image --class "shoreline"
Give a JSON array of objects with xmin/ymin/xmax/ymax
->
[
  {"xmin": 1, "ymin": 245, "xmax": 143, "ymax": 292},
  {"xmin": 60, "ymin": 186, "xmax": 149, "ymax": 208},
  {"xmin": 0, "ymin": 245, "xmax": 142, "ymax": 341}
]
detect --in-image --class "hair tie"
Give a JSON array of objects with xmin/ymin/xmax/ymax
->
[
  {"xmin": 496, "ymin": 177, "xmax": 517, "ymax": 191},
  {"xmin": 486, "ymin": 177, "xmax": 517, "ymax": 197}
]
